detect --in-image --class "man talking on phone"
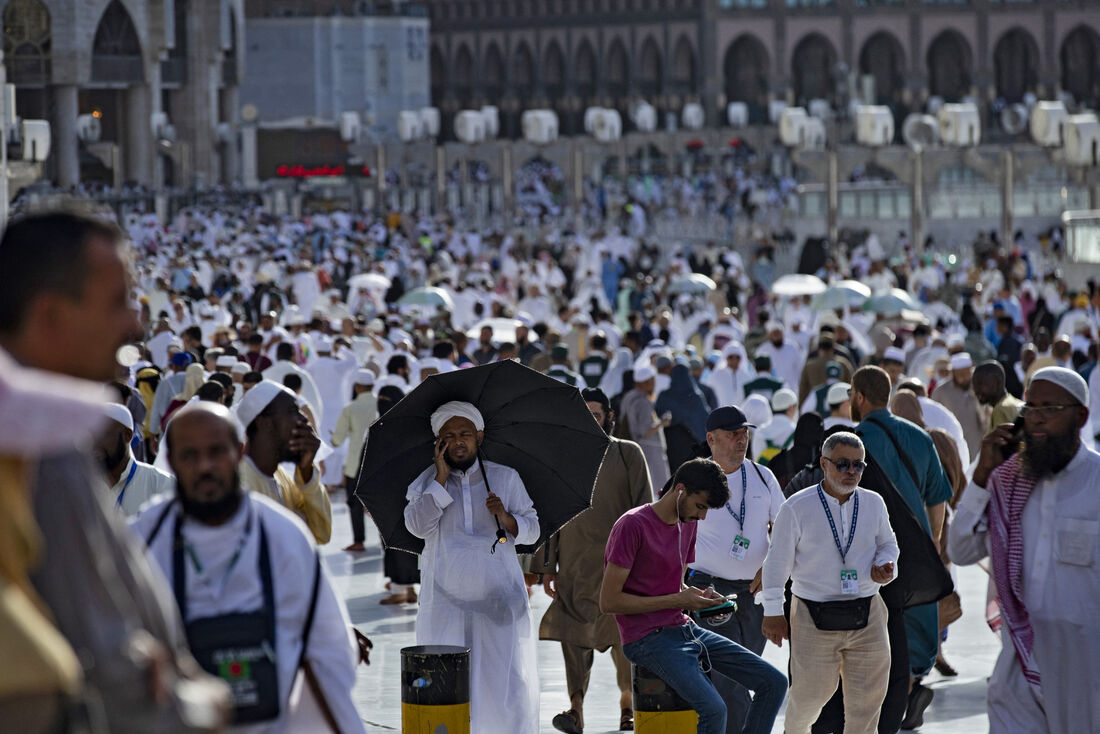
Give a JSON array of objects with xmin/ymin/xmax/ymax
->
[
  {"xmin": 404, "ymin": 401, "xmax": 541, "ymax": 733},
  {"xmin": 235, "ymin": 380, "xmax": 333, "ymax": 544}
]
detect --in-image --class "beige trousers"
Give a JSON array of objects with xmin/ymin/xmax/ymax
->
[
  {"xmin": 784, "ymin": 595, "xmax": 891, "ymax": 734},
  {"xmin": 562, "ymin": 642, "xmax": 632, "ymax": 699}
]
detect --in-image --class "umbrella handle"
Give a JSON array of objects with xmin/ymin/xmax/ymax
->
[{"xmin": 480, "ymin": 451, "xmax": 509, "ymax": 554}]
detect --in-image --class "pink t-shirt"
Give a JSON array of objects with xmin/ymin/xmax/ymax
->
[{"xmin": 605, "ymin": 504, "xmax": 696, "ymax": 645}]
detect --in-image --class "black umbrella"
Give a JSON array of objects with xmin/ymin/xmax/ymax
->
[{"xmin": 355, "ymin": 360, "xmax": 610, "ymax": 554}]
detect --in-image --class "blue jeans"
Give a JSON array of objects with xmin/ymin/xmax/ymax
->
[{"xmin": 623, "ymin": 623, "xmax": 787, "ymax": 734}]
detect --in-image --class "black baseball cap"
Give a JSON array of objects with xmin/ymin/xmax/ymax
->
[{"xmin": 706, "ymin": 406, "xmax": 756, "ymax": 432}]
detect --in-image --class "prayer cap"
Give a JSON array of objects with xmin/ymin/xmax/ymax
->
[
  {"xmin": 354, "ymin": 369, "xmax": 375, "ymax": 387},
  {"xmin": 827, "ymin": 382, "xmax": 851, "ymax": 407},
  {"xmin": 235, "ymin": 380, "xmax": 297, "ymax": 429},
  {"xmin": 949, "ymin": 352, "xmax": 974, "ymax": 370},
  {"xmin": 722, "ymin": 341, "xmax": 745, "ymax": 358},
  {"xmin": 1029, "ymin": 366, "xmax": 1088, "ymax": 407},
  {"xmin": 634, "ymin": 365, "xmax": 657, "ymax": 383},
  {"xmin": 215, "ymin": 355, "xmax": 238, "ymax": 368},
  {"xmin": 772, "ymin": 388, "xmax": 798, "ymax": 412},
  {"xmin": 430, "ymin": 401, "xmax": 485, "ymax": 436},
  {"xmin": 314, "ymin": 336, "xmax": 333, "ymax": 353},
  {"xmin": 104, "ymin": 403, "xmax": 134, "ymax": 432},
  {"xmin": 231, "ymin": 362, "xmax": 250, "ymax": 375},
  {"xmin": 883, "ymin": 346, "xmax": 906, "ymax": 364}
]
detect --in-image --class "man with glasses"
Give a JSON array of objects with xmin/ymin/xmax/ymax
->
[
  {"xmin": 849, "ymin": 366, "xmax": 953, "ymax": 727},
  {"xmin": 762, "ymin": 432, "xmax": 899, "ymax": 734},
  {"xmin": 950, "ymin": 367, "xmax": 1100, "ymax": 734}
]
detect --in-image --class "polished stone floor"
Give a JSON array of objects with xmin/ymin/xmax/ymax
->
[{"xmin": 324, "ymin": 497, "xmax": 998, "ymax": 733}]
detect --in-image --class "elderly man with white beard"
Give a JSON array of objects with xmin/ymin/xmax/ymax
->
[{"xmin": 403, "ymin": 401, "xmax": 541, "ymax": 733}]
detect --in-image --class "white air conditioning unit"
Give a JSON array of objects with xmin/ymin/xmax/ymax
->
[
  {"xmin": 584, "ymin": 107, "xmax": 605, "ymax": 135},
  {"xmin": 339, "ymin": 111, "xmax": 361, "ymax": 142},
  {"xmin": 768, "ymin": 100, "xmax": 788, "ymax": 124},
  {"xmin": 522, "ymin": 109, "xmax": 559, "ymax": 144},
  {"xmin": 681, "ymin": 103, "xmax": 704, "ymax": 130},
  {"xmin": 1064, "ymin": 113, "xmax": 1100, "ymax": 167},
  {"xmin": 397, "ymin": 110, "xmax": 424, "ymax": 142},
  {"xmin": 801, "ymin": 117, "xmax": 826, "ymax": 150},
  {"xmin": 727, "ymin": 102, "xmax": 748, "ymax": 128},
  {"xmin": 480, "ymin": 106, "xmax": 499, "ymax": 138},
  {"xmin": 631, "ymin": 102, "xmax": 657, "ymax": 133},
  {"xmin": 419, "ymin": 107, "xmax": 441, "ymax": 137},
  {"xmin": 937, "ymin": 103, "xmax": 981, "ymax": 146},
  {"xmin": 215, "ymin": 122, "xmax": 234, "ymax": 144},
  {"xmin": 808, "ymin": 98, "xmax": 831, "ymax": 120},
  {"xmin": 902, "ymin": 113, "xmax": 940, "ymax": 149},
  {"xmin": 1030, "ymin": 101, "xmax": 1068, "ymax": 147},
  {"xmin": 76, "ymin": 114, "xmax": 102, "ymax": 144},
  {"xmin": 455, "ymin": 110, "xmax": 486, "ymax": 144},
  {"xmin": 20, "ymin": 119, "xmax": 51, "ymax": 162},
  {"xmin": 592, "ymin": 108, "xmax": 622, "ymax": 142},
  {"xmin": 855, "ymin": 105, "xmax": 893, "ymax": 146},
  {"xmin": 778, "ymin": 107, "xmax": 808, "ymax": 147}
]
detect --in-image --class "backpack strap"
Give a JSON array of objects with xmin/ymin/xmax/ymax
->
[
  {"xmin": 860, "ymin": 415, "xmax": 920, "ymax": 488},
  {"xmin": 144, "ymin": 499, "xmax": 177, "ymax": 547}
]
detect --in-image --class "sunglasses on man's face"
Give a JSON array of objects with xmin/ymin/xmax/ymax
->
[{"xmin": 823, "ymin": 457, "xmax": 867, "ymax": 474}]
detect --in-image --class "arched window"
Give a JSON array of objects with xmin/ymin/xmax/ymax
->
[
  {"xmin": 2, "ymin": 0, "xmax": 51, "ymax": 85},
  {"xmin": 724, "ymin": 35, "xmax": 769, "ymax": 122},
  {"xmin": 1061, "ymin": 26, "xmax": 1100, "ymax": 108},
  {"xmin": 926, "ymin": 30, "xmax": 972, "ymax": 102},
  {"xmin": 859, "ymin": 32, "xmax": 905, "ymax": 106},
  {"xmin": 791, "ymin": 33, "xmax": 837, "ymax": 104},
  {"xmin": 993, "ymin": 28, "xmax": 1039, "ymax": 103},
  {"xmin": 638, "ymin": 37, "xmax": 662, "ymax": 96},
  {"xmin": 92, "ymin": 0, "xmax": 144, "ymax": 83}
]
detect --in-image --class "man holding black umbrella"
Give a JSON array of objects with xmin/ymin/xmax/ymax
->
[{"xmin": 403, "ymin": 400, "xmax": 541, "ymax": 733}]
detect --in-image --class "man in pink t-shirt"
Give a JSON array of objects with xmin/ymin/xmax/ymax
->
[{"xmin": 601, "ymin": 459, "xmax": 787, "ymax": 734}]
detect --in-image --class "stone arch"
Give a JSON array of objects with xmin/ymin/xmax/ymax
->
[
  {"xmin": 606, "ymin": 37, "xmax": 629, "ymax": 99},
  {"xmin": 543, "ymin": 40, "xmax": 566, "ymax": 98},
  {"xmin": 1060, "ymin": 25, "xmax": 1100, "ymax": 108},
  {"xmin": 927, "ymin": 30, "xmax": 972, "ymax": 102},
  {"xmin": 92, "ymin": 0, "xmax": 144, "ymax": 83},
  {"xmin": 453, "ymin": 43, "xmax": 474, "ymax": 103},
  {"xmin": 859, "ymin": 31, "xmax": 905, "ymax": 106},
  {"xmin": 2, "ymin": 0, "xmax": 51, "ymax": 84},
  {"xmin": 483, "ymin": 41, "xmax": 505, "ymax": 101},
  {"xmin": 724, "ymin": 34, "xmax": 769, "ymax": 122},
  {"xmin": 791, "ymin": 33, "xmax": 836, "ymax": 105},
  {"xmin": 512, "ymin": 40, "xmax": 535, "ymax": 98},
  {"xmin": 671, "ymin": 35, "xmax": 696, "ymax": 96},
  {"xmin": 430, "ymin": 43, "xmax": 446, "ymax": 105},
  {"xmin": 638, "ymin": 36, "xmax": 662, "ymax": 96},
  {"xmin": 576, "ymin": 38, "xmax": 597, "ymax": 100},
  {"xmin": 993, "ymin": 27, "xmax": 1039, "ymax": 102}
]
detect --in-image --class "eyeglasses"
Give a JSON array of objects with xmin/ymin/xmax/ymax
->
[
  {"xmin": 1019, "ymin": 404, "xmax": 1076, "ymax": 420},
  {"xmin": 823, "ymin": 457, "xmax": 867, "ymax": 473}
]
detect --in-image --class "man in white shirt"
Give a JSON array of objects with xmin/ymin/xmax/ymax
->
[
  {"xmin": 94, "ymin": 402, "xmax": 174, "ymax": 516},
  {"xmin": 705, "ymin": 341, "xmax": 751, "ymax": 408},
  {"xmin": 762, "ymin": 432, "xmax": 899, "ymax": 734},
  {"xmin": 754, "ymin": 322, "xmax": 804, "ymax": 396},
  {"xmin": 331, "ymin": 370, "xmax": 378, "ymax": 552},
  {"xmin": 133, "ymin": 402, "xmax": 366, "ymax": 733},
  {"xmin": 686, "ymin": 406, "xmax": 786, "ymax": 733},
  {"xmin": 949, "ymin": 367, "xmax": 1100, "ymax": 734}
]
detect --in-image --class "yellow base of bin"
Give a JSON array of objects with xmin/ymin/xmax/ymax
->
[
  {"xmin": 401, "ymin": 702, "xmax": 470, "ymax": 733},
  {"xmin": 634, "ymin": 708, "xmax": 699, "ymax": 732}
]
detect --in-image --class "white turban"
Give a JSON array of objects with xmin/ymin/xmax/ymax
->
[
  {"xmin": 104, "ymin": 403, "xmax": 134, "ymax": 432},
  {"xmin": 215, "ymin": 355, "xmax": 239, "ymax": 368},
  {"xmin": 1028, "ymin": 366, "xmax": 1088, "ymax": 407},
  {"xmin": 235, "ymin": 380, "xmax": 297, "ymax": 429},
  {"xmin": 354, "ymin": 369, "xmax": 375, "ymax": 387},
  {"xmin": 430, "ymin": 401, "xmax": 485, "ymax": 436},
  {"xmin": 949, "ymin": 352, "xmax": 974, "ymax": 370}
]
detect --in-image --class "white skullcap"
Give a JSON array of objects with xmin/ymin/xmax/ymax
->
[
  {"xmin": 946, "ymin": 333, "xmax": 966, "ymax": 348},
  {"xmin": 771, "ymin": 388, "xmax": 798, "ymax": 412},
  {"xmin": 949, "ymin": 352, "xmax": 974, "ymax": 370},
  {"xmin": 231, "ymin": 362, "xmax": 250, "ymax": 375},
  {"xmin": 883, "ymin": 346, "xmax": 906, "ymax": 364},
  {"xmin": 418, "ymin": 357, "xmax": 440, "ymax": 371},
  {"xmin": 235, "ymin": 380, "xmax": 297, "ymax": 429},
  {"xmin": 314, "ymin": 336, "xmax": 333, "ymax": 353},
  {"xmin": 216, "ymin": 355, "xmax": 239, "ymax": 368},
  {"xmin": 1029, "ymin": 366, "xmax": 1088, "ymax": 407},
  {"xmin": 634, "ymin": 365, "xmax": 657, "ymax": 383},
  {"xmin": 354, "ymin": 369, "xmax": 375, "ymax": 386},
  {"xmin": 430, "ymin": 401, "xmax": 485, "ymax": 436},
  {"xmin": 104, "ymin": 403, "xmax": 134, "ymax": 432},
  {"xmin": 722, "ymin": 341, "xmax": 745, "ymax": 358},
  {"xmin": 765, "ymin": 320, "xmax": 783, "ymax": 333},
  {"xmin": 827, "ymin": 382, "xmax": 851, "ymax": 407}
]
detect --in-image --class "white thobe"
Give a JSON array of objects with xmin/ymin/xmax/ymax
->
[
  {"xmin": 705, "ymin": 364, "xmax": 752, "ymax": 408},
  {"xmin": 305, "ymin": 353, "xmax": 359, "ymax": 484},
  {"xmin": 110, "ymin": 455, "xmax": 175, "ymax": 517},
  {"xmin": 754, "ymin": 341, "xmax": 805, "ymax": 396},
  {"xmin": 131, "ymin": 494, "xmax": 365, "ymax": 734},
  {"xmin": 404, "ymin": 460, "xmax": 540, "ymax": 734},
  {"xmin": 948, "ymin": 446, "xmax": 1100, "ymax": 734}
]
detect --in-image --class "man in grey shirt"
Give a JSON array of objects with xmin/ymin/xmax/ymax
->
[{"xmin": 620, "ymin": 365, "xmax": 671, "ymax": 491}]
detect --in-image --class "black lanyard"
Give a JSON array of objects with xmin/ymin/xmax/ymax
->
[{"xmin": 816, "ymin": 483, "xmax": 858, "ymax": 565}]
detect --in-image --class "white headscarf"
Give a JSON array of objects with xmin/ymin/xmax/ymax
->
[{"xmin": 430, "ymin": 401, "xmax": 485, "ymax": 436}]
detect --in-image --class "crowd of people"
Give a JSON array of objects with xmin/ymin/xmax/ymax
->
[{"xmin": 0, "ymin": 196, "xmax": 1094, "ymax": 734}]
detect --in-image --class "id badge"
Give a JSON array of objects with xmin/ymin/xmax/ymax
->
[
  {"xmin": 730, "ymin": 535, "xmax": 750, "ymax": 561},
  {"xmin": 840, "ymin": 569, "xmax": 858, "ymax": 595}
]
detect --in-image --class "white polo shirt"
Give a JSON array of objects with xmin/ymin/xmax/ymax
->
[{"xmin": 689, "ymin": 460, "xmax": 785, "ymax": 582}]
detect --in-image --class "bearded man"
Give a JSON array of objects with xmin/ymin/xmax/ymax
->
[
  {"xmin": 949, "ymin": 367, "xmax": 1100, "ymax": 734},
  {"xmin": 403, "ymin": 401, "xmax": 540, "ymax": 733}
]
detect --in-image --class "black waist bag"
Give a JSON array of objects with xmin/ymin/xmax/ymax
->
[
  {"xmin": 174, "ymin": 517, "xmax": 281, "ymax": 724},
  {"xmin": 799, "ymin": 596, "xmax": 872, "ymax": 631}
]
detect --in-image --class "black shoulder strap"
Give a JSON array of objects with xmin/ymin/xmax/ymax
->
[
  {"xmin": 748, "ymin": 460, "xmax": 769, "ymax": 487},
  {"xmin": 145, "ymin": 499, "xmax": 177, "ymax": 547},
  {"xmin": 294, "ymin": 551, "xmax": 323, "ymax": 674},
  {"xmin": 861, "ymin": 415, "xmax": 920, "ymax": 488}
]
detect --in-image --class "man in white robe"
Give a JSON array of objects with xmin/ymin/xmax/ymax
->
[
  {"xmin": 304, "ymin": 337, "xmax": 359, "ymax": 486},
  {"xmin": 705, "ymin": 341, "xmax": 752, "ymax": 408},
  {"xmin": 94, "ymin": 403, "xmax": 174, "ymax": 516},
  {"xmin": 404, "ymin": 401, "xmax": 540, "ymax": 733},
  {"xmin": 949, "ymin": 367, "xmax": 1100, "ymax": 734}
]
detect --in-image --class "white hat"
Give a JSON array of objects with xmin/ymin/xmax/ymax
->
[
  {"xmin": 634, "ymin": 365, "xmax": 657, "ymax": 383},
  {"xmin": 215, "ymin": 355, "xmax": 239, "ymax": 368},
  {"xmin": 104, "ymin": 403, "xmax": 134, "ymax": 432},
  {"xmin": 1029, "ymin": 366, "xmax": 1088, "ymax": 407},
  {"xmin": 314, "ymin": 335, "xmax": 333, "ymax": 354},
  {"xmin": 827, "ymin": 382, "xmax": 851, "ymax": 407},
  {"xmin": 765, "ymin": 320, "xmax": 783, "ymax": 333},
  {"xmin": 354, "ymin": 369, "xmax": 375, "ymax": 387},
  {"xmin": 771, "ymin": 388, "xmax": 798, "ymax": 412},
  {"xmin": 883, "ymin": 346, "xmax": 906, "ymax": 364},
  {"xmin": 722, "ymin": 341, "xmax": 746, "ymax": 358},
  {"xmin": 231, "ymin": 362, "xmax": 249, "ymax": 375},
  {"xmin": 235, "ymin": 380, "xmax": 297, "ymax": 429},
  {"xmin": 946, "ymin": 333, "xmax": 966, "ymax": 349},
  {"xmin": 949, "ymin": 352, "xmax": 974, "ymax": 371},
  {"xmin": 430, "ymin": 401, "xmax": 485, "ymax": 436}
]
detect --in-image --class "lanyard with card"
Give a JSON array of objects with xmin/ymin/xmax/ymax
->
[
  {"xmin": 817, "ymin": 484, "xmax": 859, "ymax": 595},
  {"xmin": 726, "ymin": 465, "xmax": 750, "ymax": 561}
]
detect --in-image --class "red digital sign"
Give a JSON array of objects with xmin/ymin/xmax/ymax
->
[{"xmin": 275, "ymin": 164, "xmax": 372, "ymax": 178}]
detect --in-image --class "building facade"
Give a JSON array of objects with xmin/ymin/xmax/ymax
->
[
  {"xmin": 3, "ymin": 0, "xmax": 244, "ymax": 188},
  {"xmin": 424, "ymin": 0, "xmax": 1099, "ymax": 138}
]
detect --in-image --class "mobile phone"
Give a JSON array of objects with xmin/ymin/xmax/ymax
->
[{"xmin": 1000, "ymin": 416, "xmax": 1026, "ymax": 460}]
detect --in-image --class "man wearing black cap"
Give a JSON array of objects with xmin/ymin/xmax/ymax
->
[
  {"xmin": 685, "ymin": 406, "xmax": 787, "ymax": 734},
  {"xmin": 546, "ymin": 344, "xmax": 583, "ymax": 387}
]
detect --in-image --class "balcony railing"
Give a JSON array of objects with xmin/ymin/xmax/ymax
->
[
  {"xmin": 91, "ymin": 55, "xmax": 144, "ymax": 84},
  {"xmin": 161, "ymin": 57, "xmax": 187, "ymax": 85},
  {"xmin": 5, "ymin": 56, "xmax": 51, "ymax": 85}
]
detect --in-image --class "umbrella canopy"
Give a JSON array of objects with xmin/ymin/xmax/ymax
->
[
  {"xmin": 465, "ymin": 317, "xmax": 523, "ymax": 343},
  {"xmin": 810, "ymin": 280, "xmax": 872, "ymax": 311},
  {"xmin": 355, "ymin": 360, "xmax": 610, "ymax": 554},
  {"xmin": 666, "ymin": 273, "xmax": 717, "ymax": 295},
  {"xmin": 862, "ymin": 288, "xmax": 921, "ymax": 316},
  {"xmin": 397, "ymin": 286, "xmax": 455, "ymax": 311},
  {"xmin": 772, "ymin": 273, "xmax": 827, "ymax": 297},
  {"xmin": 348, "ymin": 273, "xmax": 391, "ymax": 291}
]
